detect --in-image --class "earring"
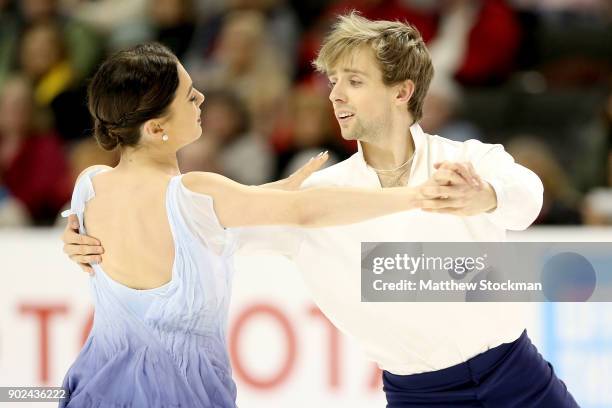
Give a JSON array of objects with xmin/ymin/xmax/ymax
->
[{"xmin": 162, "ymin": 134, "xmax": 169, "ymax": 142}]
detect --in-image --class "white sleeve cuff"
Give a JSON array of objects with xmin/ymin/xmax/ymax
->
[{"xmin": 481, "ymin": 177, "xmax": 510, "ymax": 227}]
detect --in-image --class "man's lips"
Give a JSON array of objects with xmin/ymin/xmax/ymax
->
[{"xmin": 336, "ymin": 111, "xmax": 355, "ymax": 121}]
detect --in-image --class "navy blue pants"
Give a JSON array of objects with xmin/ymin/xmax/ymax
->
[{"xmin": 383, "ymin": 331, "xmax": 579, "ymax": 407}]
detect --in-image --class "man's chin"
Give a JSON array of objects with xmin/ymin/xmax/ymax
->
[{"xmin": 339, "ymin": 130, "xmax": 358, "ymax": 141}]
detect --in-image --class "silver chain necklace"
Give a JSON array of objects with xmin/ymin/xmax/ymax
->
[{"xmin": 368, "ymin": 150, "xmax": 416, "ymax": 173}]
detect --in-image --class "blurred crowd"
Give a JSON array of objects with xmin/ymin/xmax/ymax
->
[{"xmin": 0, "ymin": 0, "xmax": 610, "ymax": 226}]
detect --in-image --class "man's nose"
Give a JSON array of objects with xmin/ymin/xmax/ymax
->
[{"xmin": 329, "ymin": 83, "xmax": 346, "ymax": 104}]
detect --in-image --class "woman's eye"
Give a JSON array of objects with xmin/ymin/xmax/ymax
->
[
  {"xmin": 328, "ymin": 81, "xmax": 336, "ymax": 88},
  {"xmin": 350, "ymin": 80, "xmax": 361, "ymax": 86}
]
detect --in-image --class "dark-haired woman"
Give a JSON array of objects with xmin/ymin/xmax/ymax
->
[{"xmin": 59, "ymin": 43, "xmax": 426, "ymax": 407}]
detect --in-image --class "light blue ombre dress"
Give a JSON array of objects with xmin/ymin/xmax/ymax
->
[{"xmin": 60, "ymin": 168, "xmax": 239, "ymax": 407}]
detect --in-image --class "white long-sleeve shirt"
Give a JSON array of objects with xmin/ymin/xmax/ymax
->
[{"xmin": 237, "ymin": 123, "xmax": 543, "ymax": 375}]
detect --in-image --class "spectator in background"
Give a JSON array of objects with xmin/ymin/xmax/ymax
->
[
  {"xmin": 510, "ymin": 0, "xmax": 611, "ymax": 14},
  {"xmin": 184, "ymin": 0, "xmax": 299, "ymax": 77},
  {"xmin": 221, "ymin": 0, "xmax": 299, "ymax": 73},
  {"xmin": 573, "ymin": 81, "xmax": 612, "ymax": 192},
  {"xmin": 191, "ymin": 10, "xmax": 289, "ymax": 138},
  {"xmin": 420, "ymin": 75, "xmax": 482, "ymax": 142},
  {"xmin": 273, "ymin": 86, "xmax": 347, "ymax": 178},
  {"xmin": 581, "ymin": 80, "xmax": 612, "ymax": 224},
  {"xmin": 178, "ymin": 90, "xmax": 275, "ymax": 185},
  {"xmin": 607, "ymin": 87, "xmax": 612, "ymax": 186},
  {"xmin": 18, "ymin": 21, "xmax": 91, "ymax": 142},
  {"xmin": 148, "ymin": 0, "xmax": 197, "ymax": 59},
  {"xmin": 0, "ymin": 0, "xmax": 18, "ymax": 88},
  {"xmin": 511, "ymin": 0, "xmax": 611, "ymax": 88},
  {"xmin": 411, "ymin": 0, "xmax": 521, "ymax": 86},
  {"xmin": 0, "ymin": 184, "xmax": 29, "ymax": 226},
  {"xmin": 0, "ymin": 75, "xmax": 71, "ymax": 225},
  {"xmin": 103, "ymin": 0, "xmax": 198, "ymax": 58},
  {"xmin": 583, "ymin": 189, "xmax": 612, "ymax": 225},
  {"xmin": 507, "ymin": 136, "xmax": 583, "ymax": 224},
  {"xmin": 19, "ymin": 21, "xmax": 73, "ymax": 107},
  {"xmin": 11, "ymin": 0, "xmax": 103, "ymax": 81},
  {"xmin": 68, "ymin": 0, "xmax": 148, "ymax": 45},
  {"xmin": 437, "ymin": 0, "xmax": 521, "ymax": 86}
]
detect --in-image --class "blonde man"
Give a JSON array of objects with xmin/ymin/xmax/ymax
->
[{"xmin": 62, "ymin": 13, "xmax": 577, "ymax": 407}]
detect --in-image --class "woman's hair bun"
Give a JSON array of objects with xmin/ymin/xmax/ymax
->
[{"xmin": 94, "ymin": 119, "xmax": 120, "ymax": 151}]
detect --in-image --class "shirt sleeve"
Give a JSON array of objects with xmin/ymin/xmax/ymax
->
[{"xmin": 465, "ymin": 140, "xmax": 544, "ymax": 230}]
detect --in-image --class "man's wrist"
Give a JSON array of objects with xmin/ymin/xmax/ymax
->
[{"xmin": 483, "ymin": 182, "xmax": 498, "ymax": 213}]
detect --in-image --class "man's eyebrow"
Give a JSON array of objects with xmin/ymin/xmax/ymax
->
[
  {"xmin": 186, "ymin": 83, "xmax": 193, "ymax": 98},
  {"xmin": 328, "ymin": 68, "xmax": 369, "ymax": 77},
  {"xmin": 343, "ymin": 68, "xmax": 368, "ymax": 76}
]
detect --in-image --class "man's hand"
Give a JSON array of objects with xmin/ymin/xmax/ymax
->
[
  {"xmin": 419, "ymin": 161, "xmax": 497, "ymax": 216},
  {"xmin": 260, "ymin": 151, "xmax": 328, "ymax": 190},
  {"xmin": 62, "ymin": 214, "xmax": 104, "ymax": 274}
]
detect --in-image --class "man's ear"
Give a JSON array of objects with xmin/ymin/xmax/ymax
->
[{"xmin": 396, "ymin": 79, "xmax": 415, "ymax": 106}]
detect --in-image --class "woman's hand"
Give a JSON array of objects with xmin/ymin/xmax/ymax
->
[{"xmin": 260, "ymin": 151, "xmax": 328, "ymax": 191}]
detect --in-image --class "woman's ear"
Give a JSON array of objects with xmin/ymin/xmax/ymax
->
[
  {"xmin": 396, "ymin": 79, "xmax": 415, "ymax": 106},
  {"xmin": 142, "ymin": 119, "xmax": 164, "ymax": 140}
]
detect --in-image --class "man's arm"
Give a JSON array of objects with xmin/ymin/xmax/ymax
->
[
  {"xmin": 420, "ymin": 141, "xmax": 543, "ymax": 229},
  {"xmin": 472, "ymin": 142, "xmax": 543, "ymax": 230},
  {"xmin": 61, "ymin": 164, "xmax": 112, "ymax": 274}
]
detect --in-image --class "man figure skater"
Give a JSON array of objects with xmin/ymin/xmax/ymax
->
[{"xmin": 62, "ymin": 13, "xmax": 578, "ymax": 407}]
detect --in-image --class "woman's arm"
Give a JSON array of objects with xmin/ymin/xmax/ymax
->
[
  {"xmin": 59, "ymin": 157, "xmax": 328, "ymax": 272},
  {"xmin": 182, "ymin": 171, "xmax": 421, "ymax": 228}
]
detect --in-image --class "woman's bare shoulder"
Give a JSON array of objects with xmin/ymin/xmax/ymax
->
[{"xmin": 75, "ymin": 165, "xmax": 113, "ymax": 185}]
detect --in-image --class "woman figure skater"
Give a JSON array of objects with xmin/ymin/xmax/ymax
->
[{"xmin": 59, "ymin": 43, "xmax": 427, "ymax": 407}]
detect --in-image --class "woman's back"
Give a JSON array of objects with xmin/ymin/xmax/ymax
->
[{"xmin": 85, "ymin": 169, "xmax": 175, "ymax": 290}]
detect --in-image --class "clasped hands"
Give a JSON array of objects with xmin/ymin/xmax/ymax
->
[{"xmin": 417, "ymin": 161, "xmax": 497, "ymax": 216}]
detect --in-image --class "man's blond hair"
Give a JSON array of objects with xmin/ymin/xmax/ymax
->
[{"xmin": 314, "ymin": 12, "xmax": 434, "ymax": 122}]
